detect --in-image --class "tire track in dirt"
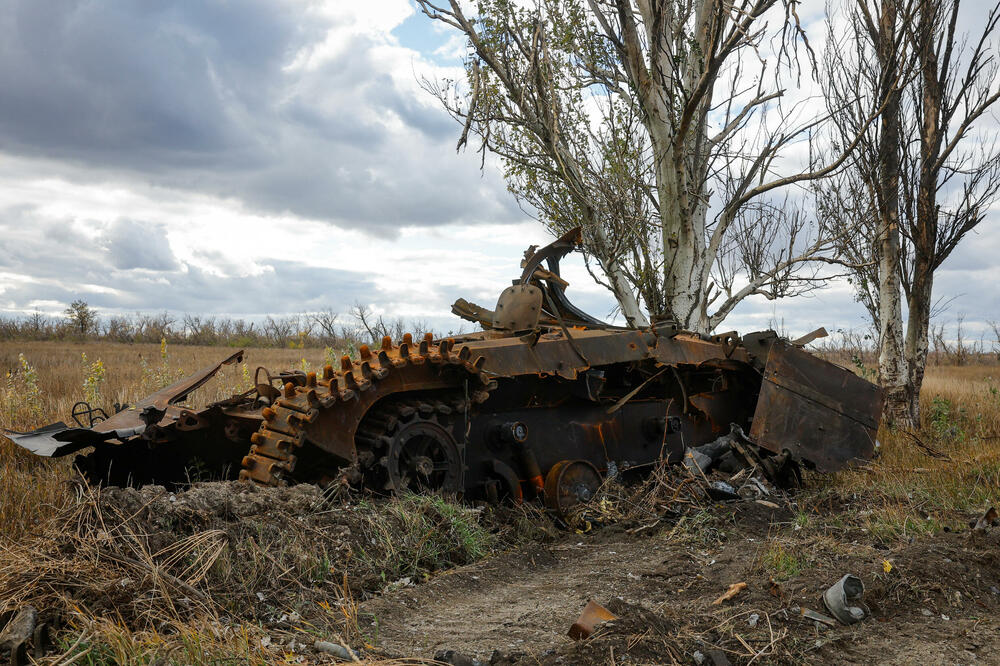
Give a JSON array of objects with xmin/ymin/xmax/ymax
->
[{"xmin": 361, "ymin": 533, "xmax": 671, "ymax": 660}]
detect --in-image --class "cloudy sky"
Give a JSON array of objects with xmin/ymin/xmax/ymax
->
[{"xmin": 0, "ymin": 0, "xmax": 996, "ymax": 342}]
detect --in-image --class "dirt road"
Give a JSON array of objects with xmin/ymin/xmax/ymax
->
[{"xmin": 363, "ymin": 501, "xmax": 1000, "ymax": 664}]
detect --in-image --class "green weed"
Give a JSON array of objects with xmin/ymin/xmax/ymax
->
[
  {"xmin": 0, "ymin": 353, "xmax": 44, "ymax": 428},
  {"xmin": 760, "ymin": 542, "xmax": 805, "ymax": 581},
  {"xmin": 139, "ymin": 338, "xmax": 184, "ymax": 393},
  {"xmin": 81, "ymin": 352, "xmax": 106, "ymax": 406},
  {"xmin": 356, "ymin": 493, "xmax": 497, "ymax": 586}
]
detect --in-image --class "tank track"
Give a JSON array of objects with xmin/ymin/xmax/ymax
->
[{"xmin": 239, "ymin": 333, "xmax": 491, "ymax": 487}]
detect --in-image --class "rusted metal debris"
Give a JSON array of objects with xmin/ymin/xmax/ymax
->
[
  {"xmin": 5, "ymin": 227, "xmax": 885, "ymax": 509},
  {"xmin": 568, "ymin": 600, "xmax": 617, "ymax": 640}
]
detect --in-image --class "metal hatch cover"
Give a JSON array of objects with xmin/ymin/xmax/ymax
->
[{"xmin": 749, "ymin": 340, "xmax": 884, "ymax": 472}]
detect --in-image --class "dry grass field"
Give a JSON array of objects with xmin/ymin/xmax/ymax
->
[
  {"xmin": 821, "ymin": 362, "xmax": 1000, "ymax": 536},
  {"xmin": 1, "ymin": 340, "xmax": 999, "ymax": 663}
]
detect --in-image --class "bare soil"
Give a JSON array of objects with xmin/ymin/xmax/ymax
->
[{"xmin": 363, "ymin": 501, "xmax": 1000, "ymax": 665}]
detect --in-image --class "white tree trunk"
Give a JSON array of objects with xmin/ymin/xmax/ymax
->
[
  {"xmin": 877, "ymin": 230, "xmax": 908, "ymax": 425},
  {"xmin": 642, "ymin": 0, "xmax": 713, "ymax": 333},
  {"xmin": 875, "ymin": 0, "xmax": 911, "ymax": 427},
  {"xmin": 609, "ymin": 266, "xmax": 649, "ymax": 327}
]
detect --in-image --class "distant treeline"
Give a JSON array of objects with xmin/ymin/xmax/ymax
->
[
  {"xmin": 2, "ymin": 303, "xmax": 996, "ymax": 368},
  {"xmin": 0, "ymin": 303, "xmax": 466, "ymax": 349},
  {"xmin": 812, "ymin": 320, "xmax": 1000, "ymax": 371}
]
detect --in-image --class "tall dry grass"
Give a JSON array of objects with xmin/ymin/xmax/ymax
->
[
  {"xmin": 0, "ymin": 340, "xmax": 347, "ymax": 424},
  {"xmin": 0, "ymin": 341, "xmax": 519, "ymax": 662},
  {"xmin": 811, "ymin": 364, "xmax": 1000, "ymax": 538}
]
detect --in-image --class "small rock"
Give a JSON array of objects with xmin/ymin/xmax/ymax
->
[
  {"xmin": 748, "ymin": 613, "xmax": 760, "ymax": 627},
  {"xmin": 921, "ymin": 609, "xmax": 933, "ymax": 616},
  {"xmin": 942, "ymin": 614, "xmax": 950, "ymax": 621},
  {"xmin": 706, "ymin": 649, "xmax": 732, "ymax": 666},
  {"xmin": 693, "ymin": 651, "xmax": 706, "ymax": 665},
  {"xmin": 434, "ymin": 649, "xmax": 484, "ymax": 666}
]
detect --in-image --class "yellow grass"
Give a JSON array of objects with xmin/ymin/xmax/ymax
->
[
  {"xmin": 0, "ymin": 341, "xmax": 497, "ymax": 663},
  {"xmin": 0, "ymin": 340, "xmax": 345, "ymax": 427},
  {"xmin": 812, "ymin": 364, "xmax": 1000, "ymax": 537}
]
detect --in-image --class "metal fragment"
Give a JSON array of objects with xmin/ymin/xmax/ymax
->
[{"xmin": 567, "ymin": 600, "xmax": 617, "ymax": 640}]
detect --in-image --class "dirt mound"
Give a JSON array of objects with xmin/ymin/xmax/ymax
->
[
  {"xmin": 96, "ymin": 481, "xmax": 355, "ymax": 565},
  {"xmin": 4, "ymin": 471, "xmax": 998, "ymax": 664},
  {"xmin": 0, "ymin": 482, "xmax": 357, "ymax": 635},
  {"xmin": 0, "ymin": 478, "xmax": 527, "ymax": 663},
  {"xmin": 99, "ymin": 480, "xmax": 332, "ymax": 521}
]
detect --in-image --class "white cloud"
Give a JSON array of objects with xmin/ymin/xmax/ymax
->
[{"xmin": 0, "ymin": 0, "xmax": 995, "ymax": 343}]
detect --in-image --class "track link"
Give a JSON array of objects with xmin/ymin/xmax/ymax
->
[{"xmin": 240, "ymin": 333, "xmax": 491, "ymax": 486}]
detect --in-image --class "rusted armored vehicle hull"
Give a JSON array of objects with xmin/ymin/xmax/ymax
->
[{"xmin": 5, "ymin": 229, "xmax": 883, "ymax": 504}]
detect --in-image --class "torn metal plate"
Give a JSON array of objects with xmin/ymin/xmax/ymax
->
[{"xmin": 750, "ymin": 341, "xmax": 884, "ymax": 472}]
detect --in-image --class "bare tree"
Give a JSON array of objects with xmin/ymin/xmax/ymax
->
[
  {"xmin": 310, "ymin": 309, "xmax": 340, "ymax": 342},
  {"xmin": 416, "ymin": 0, "xmax": 876, "ymax": 331},
  {"xmin": 822, "ymin": 0, "xmax": 1000, "ymax": 425},
  {"xmin": 349, "ymin": 303, "xmax": 392, "ymax": 345}
]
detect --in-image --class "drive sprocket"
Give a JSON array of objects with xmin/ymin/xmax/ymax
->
[{"xmin": 357, "ymin": 396, "xmax": 465, "ymax": 493}]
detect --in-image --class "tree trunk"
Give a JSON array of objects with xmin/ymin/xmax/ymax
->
[
  {"xmin": 904, "ymin": 262, "xmax": 934, "ymax": 425},
  {"xmin": 875, "ymin": 0, "xmax": 910, "ymax": 426},
  {"xmin": 878, "ymin": 238, "xmax": 909, "ymax": 424},
  {"xmin": 650, "ymin": 105, "xmax": 709, "ymax": 331},
  {"xmin": 902, "ymin": 0, "xmax": 943, "ymax": 426},
  {"xmin": 653, "ymin": 0, "xmax": 713, "ymax": 333},
  {"xmin": 593, "ymin": 224, "xmax": 650, "ymax": 327}
]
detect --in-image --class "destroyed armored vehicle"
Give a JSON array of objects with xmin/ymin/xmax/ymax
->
[{"xmin": 6, "ymin": 229, "xmax": 883, "ymax": 510}]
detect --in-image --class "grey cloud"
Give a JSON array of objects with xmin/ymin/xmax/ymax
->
[
  {"xmin": 0, "ymin": 1, "xmax": 519, "ymax": 231},
  {"xmin": 103, "ymin": 220, "xmax": 179, "ymax": 271},
  {"xmin": 93, "ymin": 261, "xmax": 380, "ymax": 315},
  {"xmin": 0, "ymin": 206, "xmax": 381, "ymax": 317}
]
